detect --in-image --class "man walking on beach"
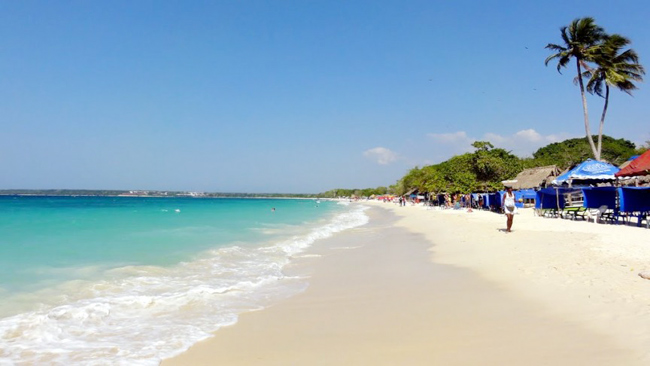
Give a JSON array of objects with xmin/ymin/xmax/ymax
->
[{"xmin": 502, "ymin": 186, "xmax": 516, "ymax": 233}]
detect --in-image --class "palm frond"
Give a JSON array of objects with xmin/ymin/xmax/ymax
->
[
  {"xmin": 587, "ymin": 73, "xmax": 604, "ymax": 97},
  {"xmin": 545, "ymin": 43, "xmax": 567, "ymax": 52},
  {"xmin": 585, "ymin": 32, "xmax": 646, "ymax": 97},
  {"xmin": 556, "ymin": 55, "xmax": 571, "ymax": 73},
  {"xmin": 615, "ymin": 49, "xmax": 640, "ymax": 64},
  {"xmin": 560, "ymin": 26, "xmax": 571, "ymax": 46},
  {"xmin": 615, "ymin": 80, "xmax": 637, "ymax": 95}
]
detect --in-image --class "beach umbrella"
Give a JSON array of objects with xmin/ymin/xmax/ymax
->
[
  {"xmin": 552, "ymin": 159, "xmax": 620, "ymax": 185},
  {"xmin": 618, "ymin": 155, "xmax": 640, "ymax": 170},
  {"xmin": 615, "ymin": 150, "xmax": 650, "ymax": 177}
]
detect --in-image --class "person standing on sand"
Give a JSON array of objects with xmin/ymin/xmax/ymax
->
[{"xmin": 502, "ymin": 186, "xmax": 516, "ymax": 232}]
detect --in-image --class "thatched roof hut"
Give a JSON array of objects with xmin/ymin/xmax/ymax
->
[
  {"xmin": 619, "ymin": 175, "xmax": 650, "ymax": 187},
  {"xmin": 509, "ymin": 165, "xmax": 561, "ymax": 190}
]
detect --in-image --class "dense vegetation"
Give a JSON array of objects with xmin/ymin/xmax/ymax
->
[
  {"xmin": 392, "ymin": 141, "xmax": 524, "ymax": 195},
  {"xmin": 318, "ymin": 187, "xmax": 388, "ymax": 199},
  {"xmin": 323, "ymin": 135, "xmax": 640, "ymax": 198},
  {"xmin": 530, "ymin": 135, "xmax": 636, "ymax": 168}
]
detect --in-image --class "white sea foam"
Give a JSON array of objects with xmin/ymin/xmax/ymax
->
[
  {"xmin": 0, "ymin": 204, "xmax": 369, "ymax": 365},
  {"xmin": 293, "ymin": 254, "xmax": 322, "ymax": 258}
]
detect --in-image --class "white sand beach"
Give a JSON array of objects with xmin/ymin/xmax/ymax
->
[{"xmin": 162, "ymin": 202, "xmax": 650, "ymax": 365}]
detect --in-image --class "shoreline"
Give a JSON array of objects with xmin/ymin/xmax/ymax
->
[
  {"xmin": 162, "ymin": 203, "xmax": 649, "ymax": 365},
  {"xmin": 0, "ymin": 198, "xmax": 356, "ymax": 364}
]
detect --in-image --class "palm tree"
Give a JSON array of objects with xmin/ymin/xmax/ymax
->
[
  {"xmin": 545, "ymin": 17, "xmax": 606, "ymax": 160},
  {"xmin": 583, "ymin": 34, "xmax": 645, "ymax": 158}
]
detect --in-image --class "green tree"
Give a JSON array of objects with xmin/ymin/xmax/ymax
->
[
  {"xmin": 390, "ymin": 179, "xmax": 407, "ymax": 196},
  {"xmin": 436, "ymin": 155, "xmax": 478, "ymax": 193},
  {"xmin": 389, "ymin": 141, "xmax": 525, "ymax": 195},
  {"xmin": 421, "ymin": 165, "xmax": 445, "ymax": 194},
  {"xmin": 545, "ymin": 17, "xmax": 606, "ymax": 160},
  {"xmin": 401, "ymin": 167, "xmax": 428, "ymax": 193},
  {"xmin": 471, "ymin": 141, "xmax": 494, "ymax": 151},
  {"xmin": 532, "ymin": 135, "xmax": 635, "ymax": 168},
  {"xmin": 583, "ymin": 34, "xmax": 645, "ymax": 159},
  {"xmin": 470, "ymin": 143, "xmax": 523, "ymax": 191}
]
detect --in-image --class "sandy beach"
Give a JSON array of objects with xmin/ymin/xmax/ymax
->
[{"xmin": 162, "ymin": 202, "xmax": 650, "ymax": 365}]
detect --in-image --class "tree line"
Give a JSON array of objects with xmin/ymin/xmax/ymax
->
[{"xmin": 317, "ymin": 135, "xmax": 643, "ymax": 198}]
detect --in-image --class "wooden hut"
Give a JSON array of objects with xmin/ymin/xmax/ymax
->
[{"xmin": 509, "ymin": 165, "xmax": 561, "ymax": 190}]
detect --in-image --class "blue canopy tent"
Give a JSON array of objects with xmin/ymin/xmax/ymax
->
[
  {"xmin": 534, "ymin": 187, "xmax": 579, "ymax": 212},
  {"xmin": 515, "ymin": 189, "xmax": 537, "ymax": 208},
  {"xmin": 552, "ymin": 159, "xmax": 620, "ymax": 186},
  {"xmin": 618, "ymin": 187, "xmax": 650, "ymax": 212},
  {"xmin": 486, "ymin": 193, "xmax": 501, "ymax": 211},
  {"xmin": 517, "ymin": 189, "xmax": 537, "ymax": 199},
  {"xmin": 618, "ymin": 187, "xmax": 650, "ymax": 227},
  {"xmin": 581, "ymin": 187, "xmax": 617, "ymax": 209},
  {"xmin": 535, "ymin": 189, "xmax": 563, "ymax": 210}
]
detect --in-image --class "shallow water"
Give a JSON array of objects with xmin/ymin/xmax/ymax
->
[{"xmin": 0, "ymin": 196, "xmax": 368, "ymax": 365}]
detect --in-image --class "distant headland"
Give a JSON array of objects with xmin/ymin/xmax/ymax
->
[{"xmin": 0, "ymin": 189, "xmax": 320, "ymax": 199}]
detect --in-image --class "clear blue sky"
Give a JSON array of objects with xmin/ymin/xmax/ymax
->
[{"xmin": 1, "ymin": 1, "xmax": 648, "ymax": 193}]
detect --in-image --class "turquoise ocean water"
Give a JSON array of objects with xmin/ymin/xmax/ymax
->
[{"xmin": 0, "ymin": 196, "xmax": 368, "ymax": 365}]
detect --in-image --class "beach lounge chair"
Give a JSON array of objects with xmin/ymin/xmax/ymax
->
[
  {"xmin": 588, "ymin": 205, "xmax": 608, "ymax": 224},
  {"xmin": 561, "ymin": 206, "xmax": 587, "ymax": 220},
  {"xmin": 598, "ymin": 208, "xmax": 617, "ymax": 224},
  {"xmin": 535, "ymin": 208, "xmax": 559, "ymax": 218},
  {"xmin": 587, "ymin": 205, "xmax": 615, "ymax": 224}
]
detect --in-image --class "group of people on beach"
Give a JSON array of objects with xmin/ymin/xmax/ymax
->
[
  {"xmin": 398, "ymin": 196, "xmax": 407, "ymax": 206},
  {"xmin": 420, "ymin": 187, "xmax": 519, "ymax": 233},
  {"xmin": 442, "ymin": 193, "xmax": 475, "ymax": 210},
  {"xmin": 443, "ymin": 188, "xmax": 517, "ymax": 232},
  {"xmin": 383, "ymin": 187, "xmax": 518, "ymax": 233}
]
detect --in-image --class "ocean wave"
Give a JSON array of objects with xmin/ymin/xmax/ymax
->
[{"xmin": 0, "ymin": 205, "xmax": 369, "ymax": 365}]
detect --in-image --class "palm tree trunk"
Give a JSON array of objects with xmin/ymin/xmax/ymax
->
[
  {"xmin": 597, "ymin": 85, "xmax": 609, "ymax": 160},
  {"xmin": 577, "ymin": 60, "xmax": 599, "ymax": 160}
]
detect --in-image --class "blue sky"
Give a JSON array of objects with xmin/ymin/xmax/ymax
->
[{"xmin": 1, "ymin": 1, "xmax": 648, "ymax": 193}]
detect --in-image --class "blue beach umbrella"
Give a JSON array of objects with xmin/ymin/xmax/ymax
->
[{"xmin": 552, "ymin": 159, "xmax": 620, "ymax": 185}]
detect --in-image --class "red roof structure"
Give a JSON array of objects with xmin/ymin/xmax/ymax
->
[{"xmin": 616, "ymin": 150, "xmax": 650, "ymax": 177}]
